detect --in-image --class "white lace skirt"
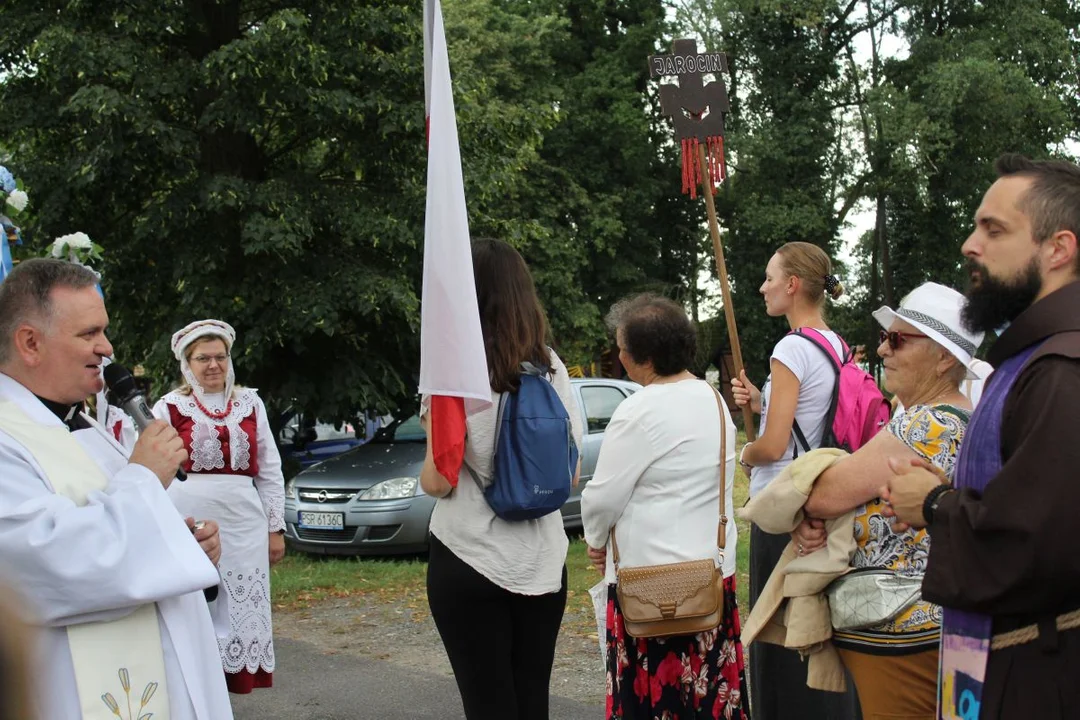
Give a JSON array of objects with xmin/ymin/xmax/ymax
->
[{"xmin": 167, "ymin": 472, "xmax": 275, "ymax": 675}]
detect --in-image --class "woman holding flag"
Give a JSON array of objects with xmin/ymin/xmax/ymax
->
[
  {"xmin": 420, "ymin": 4, "xmax": 581, "ymax": 716},
  {"xmin": 419, "ymin": 239, "xmax": 583, "ymax": 720}
]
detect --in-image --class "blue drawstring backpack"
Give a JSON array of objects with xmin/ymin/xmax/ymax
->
[{"xmin": 467, "ymin": 361, "xmax": 578, "ymax": 521}]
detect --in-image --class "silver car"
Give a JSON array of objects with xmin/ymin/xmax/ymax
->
[{"xmin": 283, "ymin": 377, "xmax": 640, "ymax": 555}]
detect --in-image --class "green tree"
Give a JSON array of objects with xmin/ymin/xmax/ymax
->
[
  {"xmin": 673, "ymin": 0, "xmax": 1080, "ymax": 387},
  {"xmin": 519, "ymin": 0, "xmax": 705, "ymax": 363},
  {"xmin": 713, "ymin": 0, "xmax": 856, "ymax": 386},
  {"xmin": 0, "ymin": 0, "xmax": 567, "ymax": 423},
  {"xmin": 850, "ymin": 0, "xmax": 1079, "ymax": 364}
]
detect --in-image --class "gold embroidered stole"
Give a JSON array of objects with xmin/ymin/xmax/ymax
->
[{"xmin": 0, "ymin": 400, "xmax": 170, "ymax": 720}]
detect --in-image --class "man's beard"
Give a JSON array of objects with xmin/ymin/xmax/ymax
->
[{"xmin": 961, "ymin": 257, "xmax": 1042, "ymax": 334}]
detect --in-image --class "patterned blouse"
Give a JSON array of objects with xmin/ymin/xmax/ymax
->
[{"xmin": 833, "ymin": 403, "xmax": 970, "ymax": 654}]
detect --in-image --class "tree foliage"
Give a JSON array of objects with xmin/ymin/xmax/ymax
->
[
  {"xmin": 0, "ymin": 0, "xmax": 698, "ymax": 422},
  {"xmin": 4, "ymin": 0, "xmax": 1076, "ymax": 427},
  {"xmin": 673, "ymin": 0, "xmax": 1080, "ymax": 385},
  {"xmin": 501, "ymin": 0, "xmax": 704, "ymax": 362}
]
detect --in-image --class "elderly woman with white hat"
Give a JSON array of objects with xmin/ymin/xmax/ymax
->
[
  {"xmin": 152, "ymin": 319, "xmax": 285, "ymax": 694},
  {"xmin": 794, "ymin": 282, "xmax": 989, "ymax": 719}
]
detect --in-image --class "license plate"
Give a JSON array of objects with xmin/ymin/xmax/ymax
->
[{"xmin": 298, "ymin": 511, "xmax": 344, "ymax": 530}]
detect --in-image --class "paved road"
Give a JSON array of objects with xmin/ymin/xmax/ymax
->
[{"xmin": 232, "ymin": 637, "xmax": 604, "ymax": 720}]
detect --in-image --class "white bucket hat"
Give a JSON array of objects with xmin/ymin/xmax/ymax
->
[{"xmin": 872, "ymin": 282, "xmax": 985, "ymax": 379}]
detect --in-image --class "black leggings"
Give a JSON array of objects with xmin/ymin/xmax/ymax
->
[{"xmin": 427, "ymin": 535, "xmax": 568, "ymax": 720}]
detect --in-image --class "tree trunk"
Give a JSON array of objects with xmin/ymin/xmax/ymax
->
[
  {"xmin": 869, "ymin": 221, "xmax": 881, "ymax": 377},
  {"xmin": 876, "ymin": 190, "xmax": 894, "ymax": 307}
]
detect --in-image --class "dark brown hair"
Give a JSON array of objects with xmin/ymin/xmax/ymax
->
[
  {"xmin": 606, "ymin": 293, "xmax": 696, "ymax": 377},
  {"xmin": 995, "ymin": 153, "xmax": 1080, "ymax": 270},
  {"xmin": 472, "ymin": 238, "xmax": 550, "ymax": 393}
]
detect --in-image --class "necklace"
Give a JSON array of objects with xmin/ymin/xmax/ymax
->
[{"xmin": 193, "ymin": 393, "xmax": 232, "ymax": 421}]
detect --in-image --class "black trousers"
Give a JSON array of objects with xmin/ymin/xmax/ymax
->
[
  {"xmin": 749, "ymin": 524, "xmax": 862, "ymax": 720},
  {"xmin": 427, "ymin": 534, "xmax": 568, "ymax": 720}
]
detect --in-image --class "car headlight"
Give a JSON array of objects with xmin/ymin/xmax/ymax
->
[
  {"xmin": 284, "ymin": 479, "xmax": 296, "ymax": 500},
  {"xmin": 358, "ymin": 477, "xmax": 418, "ymax": 501}
]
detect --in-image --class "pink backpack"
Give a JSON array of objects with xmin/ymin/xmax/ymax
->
[{"xmin": 789, "ymin": 328, "xmax": 891, "ymax": 456}]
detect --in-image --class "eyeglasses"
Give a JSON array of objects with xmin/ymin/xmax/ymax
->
[
  {"xmin": 191, "ymin": 354, "xmax": 230, "ymax": 366},
  {"xmin": 879, "ymin": 330, "xmax": 929, "ymax": 351}
]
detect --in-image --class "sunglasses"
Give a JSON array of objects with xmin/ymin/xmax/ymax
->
[{"xmin": 879, "ymin": 329, "xmax": 929, "ymax": 351}]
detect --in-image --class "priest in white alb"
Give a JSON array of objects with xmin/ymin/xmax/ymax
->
[{"xmin": 0, "ymin": 258, "xmax": 234, "ymax": 719}]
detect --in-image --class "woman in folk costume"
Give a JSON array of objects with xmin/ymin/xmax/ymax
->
[{"xmin": 152, "ymin": 319, "xmax": 286, "ymax": 693}]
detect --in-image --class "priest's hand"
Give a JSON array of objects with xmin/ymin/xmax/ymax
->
[
  {"xmin": 187, "ymin": 517, "xmax": 221, "ymax": 565},
  {"xmin": 881, "ymin": 458, "xmax": 946, "ymax": 530},
  {"xmin": 130, "ymin": 421, "xmax": 188, "ymax": 488},
  {"xmin": 269, "ymin": 532, "xmax": 286, "ymax": 565}
]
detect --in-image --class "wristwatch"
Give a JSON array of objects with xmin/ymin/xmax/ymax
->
[
  {"xmin": 739, "ymin": 443, "xmax": 753, "ymax": 470},
  {"xmin": 921, "ymin": 484, "xmax": 955, "ymax": 525}
]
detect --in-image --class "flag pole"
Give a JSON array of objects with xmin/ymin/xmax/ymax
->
[{"xmin": 697, "ymin": 142, "xmax": 755, "ymax": 440}]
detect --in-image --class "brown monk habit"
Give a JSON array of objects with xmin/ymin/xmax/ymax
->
[{"xmin": 923, "ymin": 280, "xmax": 1080, "ymax": 718}]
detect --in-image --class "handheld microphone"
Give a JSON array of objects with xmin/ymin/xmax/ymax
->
[{"xmin": 103, "ymin": 363, "xmax": 187, "ymax": 482}]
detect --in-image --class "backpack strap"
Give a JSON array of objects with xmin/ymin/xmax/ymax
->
[
  {"xmin": 791, "ymin": 327, "xmax": 849, "ymax": 367},
  {"xmin": 521, "ymin": 360, "xmax": 549, "ymax": 376},
  {"xmin": 612, "ymin": 381, "xmax": 728, "ymax": 569},
  {"xmin": 791, "ymin": 420, "xmax": 812, "ymax": 458},
  {"xmin": 464, "ymin": 391, "xmax": 510, "ymax": 491},
  {"xmin": 786, "ymin": 328, "xmax": 846, "ymax": 458}
]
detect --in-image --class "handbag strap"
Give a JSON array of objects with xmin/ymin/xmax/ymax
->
[{"xmin": 611, "ymin": 381, "xmax": 728, "ymax": 567}]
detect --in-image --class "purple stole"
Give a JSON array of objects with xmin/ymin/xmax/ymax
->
[{"xmin": 939, "ymin": 343, "xmax": 1039, "ymax": 720}]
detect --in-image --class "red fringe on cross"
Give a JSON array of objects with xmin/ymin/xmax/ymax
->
[{"xmin": 680, "ymin": 136, "xmax": 727, "ymax": 199}]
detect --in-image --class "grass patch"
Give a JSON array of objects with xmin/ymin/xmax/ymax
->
[
  {"xmin": 275, "ymin": 434, "xmax": 753, "ymax": 625},
  {"xmin": 733, "ymin": 457, "xmax": 751, "ymax": 612},
  {"xmin": 271, "ymin": 554, "xmax": 428, "ymax": 611}
]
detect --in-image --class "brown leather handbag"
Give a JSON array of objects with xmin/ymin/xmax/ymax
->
[{"xmin": 612, "ymin": 384, "xmax": 729, "ymax": 639}]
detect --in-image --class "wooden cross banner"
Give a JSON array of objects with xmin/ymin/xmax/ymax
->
[
  {"xmin": 649, "ymin": 39, "xmax": 755, "ymax": 439},
  {"xmin": 651, "ymin": 38, "xmax": 730, "ymax": 199}
]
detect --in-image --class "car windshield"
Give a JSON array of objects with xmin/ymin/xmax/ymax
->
[{"xmin": 370, "ymin": 413, "xmax": 426, "ymax": 444}]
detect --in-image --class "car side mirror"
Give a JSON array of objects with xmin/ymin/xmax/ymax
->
[{"xmin": 297, "ymin": 427, "xmax": 318, "ymax": 447}]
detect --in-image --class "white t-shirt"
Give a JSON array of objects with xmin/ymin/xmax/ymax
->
[
  {"xmin": 427, "ymin": 349, "xmax": 584, "ymax": 596},
  {"xmin": 750, "ymin": 330, "xmax": 844, "ymax": 497},
  {"xmin": 581, "ymin": 379, "xmax": 738, "ymax": 583}
]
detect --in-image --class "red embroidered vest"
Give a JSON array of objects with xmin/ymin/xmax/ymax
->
[{"xmin": 165, "ymin": 403, "xmax": 260, "ymax": 477}]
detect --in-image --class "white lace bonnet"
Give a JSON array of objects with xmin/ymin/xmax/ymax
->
[{"xmin": 171, "ymin": 319, "xmax": 237, "ymax": 407}]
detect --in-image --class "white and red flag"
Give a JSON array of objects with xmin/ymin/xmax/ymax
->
[{"xmin": 420, "ymin": 0, "xmax": 491, "ymax": 486}]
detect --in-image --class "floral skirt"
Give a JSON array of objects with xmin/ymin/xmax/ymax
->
[{"xmin": 606, "ymin": 576, "xmax": 751, "ymax": 720}]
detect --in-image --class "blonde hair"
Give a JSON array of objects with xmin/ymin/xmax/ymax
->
[
  {"xmin": 776, "ymin": 241, "xmax": 844, "ymax": 303},
  {"xmin": 176, "ymin": 334, "xmax": 243, "ymax": 397}
]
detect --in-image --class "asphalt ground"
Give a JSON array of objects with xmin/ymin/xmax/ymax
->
[{"xmin": 231, "ymin": 636, "xmax": 604, "ymax": 719}]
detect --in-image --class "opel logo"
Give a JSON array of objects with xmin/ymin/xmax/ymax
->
[{"xmin": 317, "ymin": 490, "xmax": 328, "ymax": 503}]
